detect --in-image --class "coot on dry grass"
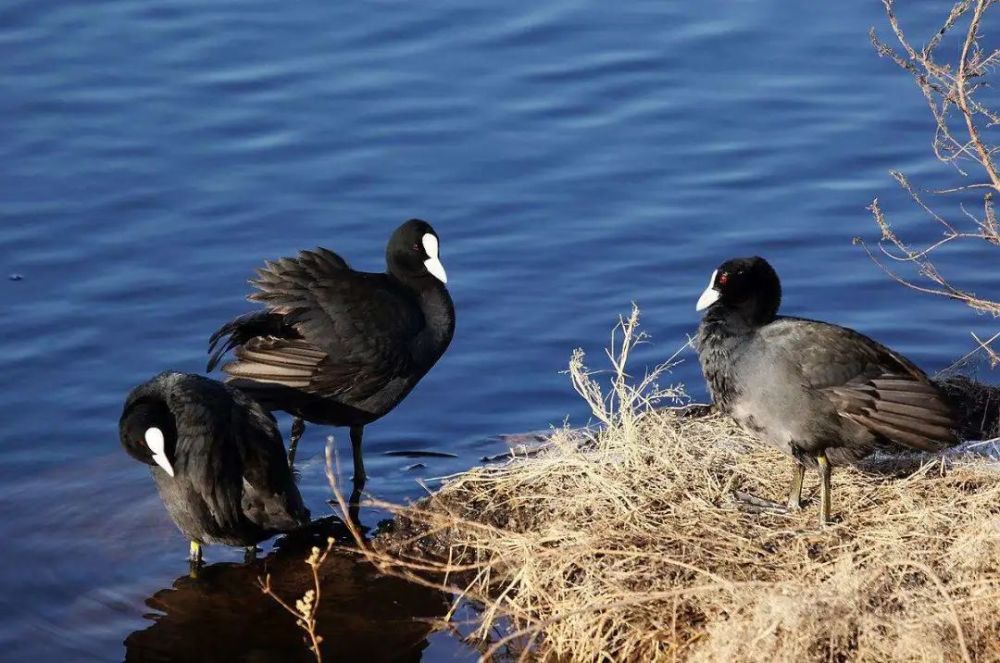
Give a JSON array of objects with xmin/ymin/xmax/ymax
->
[{"xmin": 695, "ymin": 256, "xmax": 957, "ymax": 524}]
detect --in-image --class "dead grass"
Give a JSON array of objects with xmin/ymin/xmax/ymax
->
[{"xmin": 360, "ymin": 307, "xmax": 1000, "ymax": 662}]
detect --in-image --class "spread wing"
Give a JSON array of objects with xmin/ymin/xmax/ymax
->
[
  {"xmin": 208, "ymin": 247, "xmax": 425, "ymax": 402},
  {"xmin": 762, "ymin": 318, "xmax": 957, "ymax": 451}
]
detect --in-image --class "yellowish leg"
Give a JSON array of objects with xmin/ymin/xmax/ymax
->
[
  {"xmin": 189, "ymin": 540, "xmax": 203, "ymax": 563},
  {"xmin": 787, "ymin": 463, "xmax": 805, "ymax": 511},
  {"xmin": 817, "ymin": 453, "xmax": 832, "ymax": 526}
]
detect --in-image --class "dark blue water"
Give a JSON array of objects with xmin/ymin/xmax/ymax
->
[{"xmin": 2, "ymin": 1, "xmax": 998, "ymax": 660}]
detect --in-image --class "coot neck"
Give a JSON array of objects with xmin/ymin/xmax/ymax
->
[
  {"xmin": 704, "ymin": 289, "xmax": 779, "ymax": 334},
  {"xmin": 697, "ymin": 287, "xmax": 778, "ymax": 410},
  {"xmin": 389, "ymin": 273, "xmax": 456, "ymax": 364},
  {"xmin": 415, "ymin": 281, "xmax": 455, "ymax": 353},
  {"xmin": 697, "ymin": 304, "xmax": 768, "ymax": 411},
  {"xmin": 701, "ymin": 303, "xmax": 766, "ymax": 339}
]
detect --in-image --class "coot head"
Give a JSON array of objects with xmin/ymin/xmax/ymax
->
[
  {"xmin": 386, "ymin": 219, "xmax": 447, "ymax": 285},
  {"xmin": 696, "ymin": 256, "xmax": 781, "ymax": 325},
  {"xmin": 119, "ymin": 397, "xmax": 178, "ymax": 477}
]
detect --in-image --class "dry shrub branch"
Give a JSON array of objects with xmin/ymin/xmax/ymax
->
[
  {"xmin": 351, "ymin": 309, "xmax": 1000, "ymax": 662},
  {"xmin": 864, "ymin": 0, "xmax": 1000, "ymax": 366},
  {"xmin": 260, "ymin": 536, "xmax": 335, "ymax": 663}
]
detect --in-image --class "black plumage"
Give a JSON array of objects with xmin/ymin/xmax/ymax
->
[
  {"xmin": 206, "ymin": 219, "xmax": 455, "ymax": 482},
  {"xmin": 119, "ymin": 372, "xmax": 310, "ymax": 562},
  {"xmin": 695, "ymin": 256, "xmax": 957, "ymax": 525}
]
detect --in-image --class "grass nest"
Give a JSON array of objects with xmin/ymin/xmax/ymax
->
[{"xmin": 366, "ymin": 308, "xmax": 1000, "ymax": 662}]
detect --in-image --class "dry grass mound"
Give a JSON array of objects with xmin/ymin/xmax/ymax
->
[
  {"xmin": 370, "ymin": 308, "xmax": 1000, "ymax": 662},
  {"xmin": 937, "ymin": 374, "xmax": 1000, "ymax": 442}
]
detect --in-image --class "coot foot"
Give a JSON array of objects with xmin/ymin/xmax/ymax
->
[
  {"xmin": 733, "ymin": 491, "xmax": 791, "ymax": 513},
  {"xmin": 287, "ymin": 417, "xmax": 305, "ymax": 467},
  {"xmin": 734, "ymin": 462, "xmax": 808, "ymax": 514},
  {"xmin": 675, "ymin": 403, "xmax": 714, "ymax": 418},
  {"xmin": 348, "ymin": 479, "xmax": 364, "ymax": 528}
]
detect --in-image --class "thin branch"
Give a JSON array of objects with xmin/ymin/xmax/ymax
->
[
  {"xmin": 865, "ymin": 0, "xmax": 999, "ymax": 364},
  {"xmin": 259, "ymin": 538, "xmax": 334, "ymax": 663},
  {"xmin": 956, "ymin": 0, "xmax": 1000, "ymax": 190}
]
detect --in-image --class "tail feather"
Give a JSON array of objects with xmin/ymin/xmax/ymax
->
[{"xmin": 206, "ymin": 311, "xmax": 300, "ymax": 371}]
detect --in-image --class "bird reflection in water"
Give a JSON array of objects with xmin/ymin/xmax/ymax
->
[{"xmin": 124, "ymin": 517, "xmax": 448, "ymax": 663}]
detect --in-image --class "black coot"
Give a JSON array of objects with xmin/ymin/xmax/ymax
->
[
  {"xmin": 695, "ymin": 256, "xmax": 957, "ymax": 525},
  {"xmin": 206, "ymin": 219, "xmax": 456, "ymax": 485},
  {"xmin": 119, "ymin": 372, "xmax": 311, "ymax": 563}
]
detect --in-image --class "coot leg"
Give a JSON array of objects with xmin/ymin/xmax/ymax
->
[
  {"xmin": 348, "ymin": 482, "xmax": 363, "ymax": 528},
  {"xmin": 244, "ymin": 546, "xmax": 258, "ymax": 564},
  {"xmin": 786, "ymin": 463, "xmax": 805, "ymax": 511},
  {"xmin": 350, "ymin": 425, "xmax": 367, "ymax": 484},
  {"xmin": 287, "ymin": 417, "xmax": 306, "ymax": 467},
  {"xmin": 189, "ymin": 540, "xmax": 202, "ymax": 564},
  {"xmin": 346, "ymin": 426, "xmax": 366, "ymax": 526},
  {"xmin": 817, "ymin": 453, "xmax": 832, "ymax": 526}
]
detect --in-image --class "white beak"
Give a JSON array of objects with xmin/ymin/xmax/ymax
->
[
  {"xmin": 145, "ymin": 427, "xmax": 175, "ymax": 477},
  {"xmin": 695, "ymin": 270, "xmax": 720, "ymax": 311},
  {"xmin": 422, "ymin": 234, "xmax": 448, "ymax": 284}
]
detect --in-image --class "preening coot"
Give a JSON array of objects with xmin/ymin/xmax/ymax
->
[
  {"xmin": 119, "ymin": 372, "xmax": 310, "ymax": 563},
  {"xmin": 207, "ymin": 219, "xmax": 455, "ymax": 484},
  {"xmin": 695, "ymin": 256, "xmax": 957, "ymax": 525}
]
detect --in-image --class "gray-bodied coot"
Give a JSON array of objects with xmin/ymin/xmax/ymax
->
[
  {"xmin": 207, "ymin": 219, "xmax": 456, "ymax": 485},
  {"xmin": 695, "ymin": 256, "xmax": 957, "ymax": 525},
  {"xmin": 119, "ymin": 372, "xmax": 310, "ymax": 563}
]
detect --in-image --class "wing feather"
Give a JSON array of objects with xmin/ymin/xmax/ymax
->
[
  {"xmin": 206, "ymin": 247, "xmax": 424, "ymax": 403},
  {"xmin": 763, "ymin": 317, "xmax": 958, "ymax": 452},
  {"xmin": 229, "ymin": 387, "xmax": 309, "ymax": 531}
]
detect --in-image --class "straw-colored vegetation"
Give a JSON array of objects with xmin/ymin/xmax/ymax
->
[{"xmin": 361, "ymin": 307, "xmax": 1000, "ymax": 662}]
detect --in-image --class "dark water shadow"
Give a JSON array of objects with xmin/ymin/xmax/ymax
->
[
  {"xmin": 124, "ymin": 518, "xmax": 448, "ymax": 663},
  {"xmin": 382, "ymin": 450, "xmax": 459, "ymax": 459}
]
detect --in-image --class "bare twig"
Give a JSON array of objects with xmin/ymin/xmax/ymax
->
[
  {"xmin": 865, "ymin": 0, "xmax": 999, "ymax": 364},
  {"xmin": 259, "ymin": 537, "xmax": 335, "ymax": 663},
  {"xmin": 956, "ymin": 0, "xmax": 1000, "ymax": 190}
]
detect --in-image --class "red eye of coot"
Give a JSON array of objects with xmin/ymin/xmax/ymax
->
[
  {"xmin": 412, "ymin": 243, "xmax": 420, "ymax": 252},
  {"xmin": 718, "ymin": 273, "xmax": 729, "ymax": 286}
]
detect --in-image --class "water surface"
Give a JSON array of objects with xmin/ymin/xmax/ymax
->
[{"xmin": 2, "ymin": 0, "xmax": 998, "ymax": 660}]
